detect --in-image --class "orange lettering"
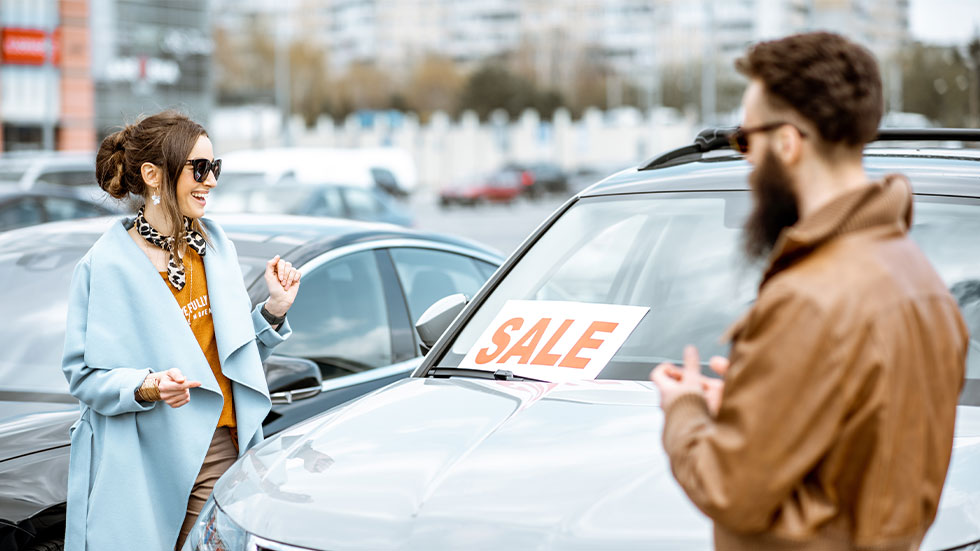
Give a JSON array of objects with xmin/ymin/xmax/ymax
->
[
  {"xmin": 531, "ymin": 319, "xmax": 574, "ymax": 366},
  {"xmin": 475, "ymin": 318, "xmax": 524, "ymax": 364},
  {"xmin": 559, "ymin": 321, "xmax": 619, "ymax": 369},
  {"xmin": 498, "ymin": 318, "xmax": 551, "ymax": 365}
]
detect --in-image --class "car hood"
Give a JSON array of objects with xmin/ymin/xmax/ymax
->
[
  {"xmin": 214, "ymin": 379, "xmax": 980, "ymax": 551},
  {"xmin": 0, "ymin": 391, "xmax": 77, "ymax": 463}
]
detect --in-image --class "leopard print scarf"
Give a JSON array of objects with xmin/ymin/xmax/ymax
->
[{"xmin": 133, "ymin": 206, "xmax": 206, "ymax": 290}]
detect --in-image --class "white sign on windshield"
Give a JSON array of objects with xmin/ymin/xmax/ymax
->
[{"xmin": 458, "ymin": 300, "xmax": 649, "ymax": 382}]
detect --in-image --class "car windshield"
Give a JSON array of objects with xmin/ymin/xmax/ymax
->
[{"xmin": 437, "ymin": 192, "xmax": 980, "ymax": 405}]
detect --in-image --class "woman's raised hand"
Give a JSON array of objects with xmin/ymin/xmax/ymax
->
[
  {"xmin": 146, "ymin": 368, "xmax": 202, "ymax": 408},
  {"xmin": 264, "ymin": 255, "xmax": 301, "ymax": 317}
]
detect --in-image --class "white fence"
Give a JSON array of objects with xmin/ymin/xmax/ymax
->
[{"xmin": 210, "ymin": 105, "xmax": 699, "ymax": 192}]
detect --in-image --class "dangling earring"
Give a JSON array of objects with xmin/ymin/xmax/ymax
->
[{"xmin": 151, "ymin": 194, "xmax": 161, "ymax": 205}]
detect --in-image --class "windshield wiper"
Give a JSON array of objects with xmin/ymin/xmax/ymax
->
[{"xmin": 427, "ymin": 367, "xmax": 548, "ymax": 383}]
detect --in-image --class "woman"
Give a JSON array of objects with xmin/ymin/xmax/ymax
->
[{"xmin": 61, "ymin": 110, "xmax": 301, "ymax": 551}]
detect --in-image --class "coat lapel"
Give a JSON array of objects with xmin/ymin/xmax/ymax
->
[
  {"xmin": 201, "ymin": 222, "xmax": 270, "ymax": 398},
  {"xmin": 87, "ymin": 220, "xmax": 221, "ymax": 395}
]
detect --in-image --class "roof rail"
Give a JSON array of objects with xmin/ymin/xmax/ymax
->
[
  {"xmin": 640, "ymin": 127, "xmax": 980, "ymax": 171},
  {"xmin": 874, "ymin": 128, "xmax": 980, "ymax": 142}
]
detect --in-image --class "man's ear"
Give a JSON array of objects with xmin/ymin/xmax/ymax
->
[
  {"xmin": 773, "ymin": 124, "xmax": 804, "ymax": 166},
  {"xmin": 140, "ymin": 162, "xmax": 160, "ymax": 191}
]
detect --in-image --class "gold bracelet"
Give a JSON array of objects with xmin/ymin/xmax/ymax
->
[{"xmin": 135, "ymin": 377, "xmax": 162, "ymax": 402}]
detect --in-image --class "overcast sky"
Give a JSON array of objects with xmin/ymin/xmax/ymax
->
[{"xmin": 910, "ymin": 0, "xmax": 980, "ymax": 45}]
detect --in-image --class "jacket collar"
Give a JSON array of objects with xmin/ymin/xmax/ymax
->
[
  {"xmin": 97, "ymin": 218, "xmax": 261, "ymax": 393},
  {"xmin": 760, "ymin": 173, "xmax": 913, "ymax": 286}
]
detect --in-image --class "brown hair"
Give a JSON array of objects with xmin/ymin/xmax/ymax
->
[
  {"xmin": 735, "ymin": 32, "xmax": 883, "ymax": 150},
  {"xmin": 95, "ymin": 110, "xmax": 209, "ymax": 251}
]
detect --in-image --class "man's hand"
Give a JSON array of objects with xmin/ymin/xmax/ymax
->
[
  {"xmin": 703, "ymin": 356, "xmax": 729, "ymax": 417},
  {"xmin": 650, "ymin": 348, "xmax": 730, "ymax": 416},
  {"xmin": 146, "ymin": 368, "xmax": 202, "ymax": 408},
  {"xmin": 650, "ymin": 346, "xmax": 705, "ymax": 411}
]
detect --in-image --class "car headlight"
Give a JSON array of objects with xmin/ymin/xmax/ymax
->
[{"xmin": 185, "ymin": 496, "xmax": 248, "ymax": 551}]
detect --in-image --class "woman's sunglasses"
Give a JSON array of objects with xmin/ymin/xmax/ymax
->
[
  {"xmin": 185, "ymin": 158, "xmax": 222, "ymax": 183},
  {"xmin": 728, "ymin": 122, "xmax": 807, "ymax": 155}
]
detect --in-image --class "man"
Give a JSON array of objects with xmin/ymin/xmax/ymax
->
[{"xmin": 650, "ymin": 32, "xmax": 968, "ymax": 550}]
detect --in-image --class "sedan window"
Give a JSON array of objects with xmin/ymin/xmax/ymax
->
[
  {"xmin": 42, "ymin": 197, "xmax": 109, "ymax": 222},
  {"xmin": 273, "ymin": 250, "xmax": 393, "ymax": 378},
  {"xmin": 389, "ymin": 247, "xmax": 489, "ymax": 325},
  {"xmin": 0, "ymin": 198, "xmax": 44, "ymax": 231}
]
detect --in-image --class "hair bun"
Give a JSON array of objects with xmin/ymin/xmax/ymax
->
[{"xmin": 95, "ymin": 127, "xmax": 134, "ymax": 199}]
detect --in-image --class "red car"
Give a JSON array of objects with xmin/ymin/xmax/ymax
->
[{"xmin": 439, "ymin": 169, "xmax": 523, "ymax": 207}]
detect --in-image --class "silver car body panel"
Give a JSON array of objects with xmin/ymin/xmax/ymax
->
[{"xmin": 211, "ymin": 378, "xmax": 980, "ymax": 550}]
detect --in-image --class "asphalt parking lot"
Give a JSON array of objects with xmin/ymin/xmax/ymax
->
[{"xmin": 409, "ymin": 193, "xmax": 569, "ymax": 256}]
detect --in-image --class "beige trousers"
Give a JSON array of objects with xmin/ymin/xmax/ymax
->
[{"xmin": 175, "ymin": 427, "xmax": 239, "ymax": 551}]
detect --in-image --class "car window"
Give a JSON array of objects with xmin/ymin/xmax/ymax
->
[
  {"xmin": 438, "ymin": 193, "xmax": 980, "ymax": 405},
  {"xmin": 0, "ymin": 198, "xmax": 44, "ymax": 231},
  {"xmin": 389, "ymin": 247, "xmax": 489, "ymax": 325},
  {"xmin": 35, "ymin": 169, "xmax": 96, "ymax": 187},
  {"xmin": 308, "ymin": 187, "xmax": 345, "ymax": 218},
  {"xmin": 343, "ymin": 187, "xmax": 384, "ymax": 218},
  {"xmin": 442, "ymin": 195, "xmax": 754, "ymax": 378},
  {"xmin": 211, "ymin": 187, "xmax": 316, "ymax": 215},
  {"xmin": 42, "ymin": 197, "xmax": 107, "ymax": 222},
  {"xmin": 370, "ymin": 167, "xmax": 398, "ymax": 191},
  {"xmin": 474, "ymin": 260, "xmax": 498, "ymax": 280},
  {"xmin": 273, "ymin": 250, "xmax": 393, "ymax": 378}
]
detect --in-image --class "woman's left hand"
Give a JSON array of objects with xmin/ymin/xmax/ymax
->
[{"xmin": 264, "ymin": 255, "xmax": 301, "ymax": 316}]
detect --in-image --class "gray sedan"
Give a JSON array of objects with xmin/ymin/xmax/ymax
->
[{"xmin": 0, "ymin": 214, "xmax": 501, "ymax": 550}]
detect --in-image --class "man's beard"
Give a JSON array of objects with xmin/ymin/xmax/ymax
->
[{"xmin": 742, "ymin": 150, "xmax": 800, "ymax": 261}]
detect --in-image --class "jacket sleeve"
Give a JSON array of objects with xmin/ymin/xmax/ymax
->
[
  {"xmin": 61, "ymin": 258, "xmax": 157, "ymax": 416},
  {"xmin": 251, "ymin": 300, "xmax": 292, "ymax": 362},
  {"xmin": 661, "ymin": 285, "xmax": 849, "ymax": 533}
]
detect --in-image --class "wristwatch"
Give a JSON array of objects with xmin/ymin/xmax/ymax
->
[{"xmin": 261, "ymin": 305, "xmax": 286, "ymax": 327}]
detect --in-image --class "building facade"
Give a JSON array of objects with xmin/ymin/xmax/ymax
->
[
  {"xmin": 90, "ymin": 0, "xmax": 213, "ymax": 140},
  {"xmin": 0, "ymin": 0, "xmax": 94, "ymax": 151}
]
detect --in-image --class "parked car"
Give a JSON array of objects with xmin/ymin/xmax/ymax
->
[
  {"xmin": 0, "ymin": 187, "xmax": 123, "ymax": 232},
  {"xmin": 504, "ymin": 161, "xmax": 569, "ymax": 197},
  {"xmin": 188, "ymin": 129, "xmax": 980, "ymax": 551},
  {"xmin": 439, "ymin": 170, "xmax": 524, "ymax": 208},
  {"xmin": 0, "ymin": 214, "xmax": 501, "ymax": 550},
  {"xmin": 478, "ymin": 168, "xmax": 524, "ymax": 204},
  {"xmin": 438, "ymin": 173, "xmax": 486, "ymax": 207},
  {"xmin": 0, "ymin": 151, "xmax": 100, "ymax": 201},
  {"xmin": 219, "ymin": 147, "xmax": 416, "ymax": 197},
  {"xmin": 208, "ymin": 182, "xmax": 414, "ymax": 227}
]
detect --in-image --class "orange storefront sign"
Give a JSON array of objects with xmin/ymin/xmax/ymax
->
[{"xmin": 2, "ymin": 28, "xmax": 51, "ymax": 65}]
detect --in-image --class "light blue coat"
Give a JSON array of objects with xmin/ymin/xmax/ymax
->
[{"xmin": 61, "ymin": 217, "xmax": 291, "ymax": 551}]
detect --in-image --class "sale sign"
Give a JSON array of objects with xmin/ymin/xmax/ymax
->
[{"xmin": 458, "ymin": 300, "xmax": 649, "ymax": 382}]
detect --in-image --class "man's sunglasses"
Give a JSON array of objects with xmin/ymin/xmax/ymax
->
[
  {"xmin": 185, "ymin": 158, "xmax": 222, "ymax": 183},
  {"xmin": 728, "ymin": 122, "xmax": 807, "ymax": 155}
]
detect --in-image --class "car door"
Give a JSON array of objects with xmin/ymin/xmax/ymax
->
[{"xmin": 259, "ymin": 245, "xmax": 418, "ymax": 434}]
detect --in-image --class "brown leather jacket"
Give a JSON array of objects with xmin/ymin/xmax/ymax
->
[{"xmin": 662, "ymin": 176, "xmax": 968, "ymax": 551}]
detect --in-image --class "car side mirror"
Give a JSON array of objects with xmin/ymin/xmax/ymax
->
[
  {"xmin": 415, "ymin": 293, "xmax": 468, "ymax": 356},
  {"xmin": 264, "ymin": 354, "xmax": 323, "ymax": 404}
]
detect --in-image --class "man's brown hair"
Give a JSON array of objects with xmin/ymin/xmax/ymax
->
[{"xmin": 735, "ymin": 32, "xmax": 883, "ymax": 148}]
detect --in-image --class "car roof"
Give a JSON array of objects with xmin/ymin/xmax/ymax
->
[{"xmin": 582, "ymin": 129, "xmax": 980, "ymax": 199}]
